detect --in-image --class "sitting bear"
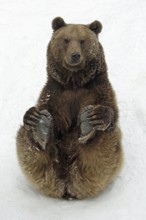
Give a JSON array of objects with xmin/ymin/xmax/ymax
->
[{"xmin": 16, "ymin": 17, "xmax": 123, "ymax": 200}]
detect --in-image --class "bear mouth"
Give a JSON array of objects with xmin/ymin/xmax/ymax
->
[{"xmin": 63, "ymin": 60, "xmax": 84, "ymax": 72}]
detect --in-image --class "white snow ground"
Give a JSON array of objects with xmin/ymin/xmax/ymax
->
[{"xmin": 0, "ymin": 0, "xmax": 146, "ymax": 219}]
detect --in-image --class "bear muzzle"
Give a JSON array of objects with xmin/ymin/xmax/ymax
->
[
  {"xmin": 65, "ymin": 53, "xmax": 83, "ymax": 68},
  {"xmin": 71, "ymin": 52, "xmax": 81, "ymax": 63}
]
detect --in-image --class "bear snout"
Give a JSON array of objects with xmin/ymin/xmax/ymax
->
[{"xmin": 71, "ymin": 52, "xmax": 81, "ymax": 63}]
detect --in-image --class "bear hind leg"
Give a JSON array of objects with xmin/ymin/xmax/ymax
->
[{"xmin": 16, "ymin": 126, "xmax": 64, "ymax": 198}]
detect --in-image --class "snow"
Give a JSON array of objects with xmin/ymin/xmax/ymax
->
[{"xmin": 0, "ymin": 0, "xmax": 146, "ymax": 219}]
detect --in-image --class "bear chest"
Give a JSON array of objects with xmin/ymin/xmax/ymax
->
[{"xmin": 53, "ymin": 88, "xmax": 97, "ymax": 114}]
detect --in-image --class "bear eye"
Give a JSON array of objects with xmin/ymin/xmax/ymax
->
[
  {"xmin": 80, "ymin": 40, "xmax": 85, "ymax": 44},
  {"xmin": 64, "ymin": 38, "xmax": 69, "ymax": 44}
]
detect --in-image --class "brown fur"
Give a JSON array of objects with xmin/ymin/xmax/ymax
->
[{"xmin": 16, "ymin": 17, "xmax": 123, "ymax": 199}]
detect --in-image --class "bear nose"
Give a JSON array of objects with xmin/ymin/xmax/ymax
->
[{"xmin": 71, "ymin": 52, "xmax": 81, "ymax": 62}]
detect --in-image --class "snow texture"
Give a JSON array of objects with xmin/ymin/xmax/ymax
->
[{"xmin": 0, "ymin": 0, "xmax": 146, "ymax": 219}]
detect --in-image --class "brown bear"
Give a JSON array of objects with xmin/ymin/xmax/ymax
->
[{"xmin": 16, "ymin": 17, "xmax": 123, "ymax": 200}]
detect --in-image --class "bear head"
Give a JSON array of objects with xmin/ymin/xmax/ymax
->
[{"xmin": 47, "ymin": 17, "xmax": 106, "ymax": 87}]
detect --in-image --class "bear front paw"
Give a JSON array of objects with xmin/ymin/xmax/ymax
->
[
  {"xmin": 87, "ymin": 105, "xmax": 114, "ymax": 131},
  {"xmin": 23, "ymin": 107, "xmax": 53, "ymax": 150},
  {"xmin": 78, "ymin": 105, "xmax": 96, "ymax": 144},
  {"xmin": 78, "ymin": 105, "xmax": 114, "ymax": 144}
]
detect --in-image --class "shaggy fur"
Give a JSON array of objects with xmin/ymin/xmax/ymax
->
[{"xmin": 16, "ymin": 17, "xmax": 123, "ymax": 199}]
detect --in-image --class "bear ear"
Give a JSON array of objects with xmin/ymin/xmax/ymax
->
[
  {"xmin": 52, "ymin": 17, "xmax": 66, "ymax": 31},
  {"xmin": 88, "ymin": 20, "xmax": 102, "ymax": 34}
]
